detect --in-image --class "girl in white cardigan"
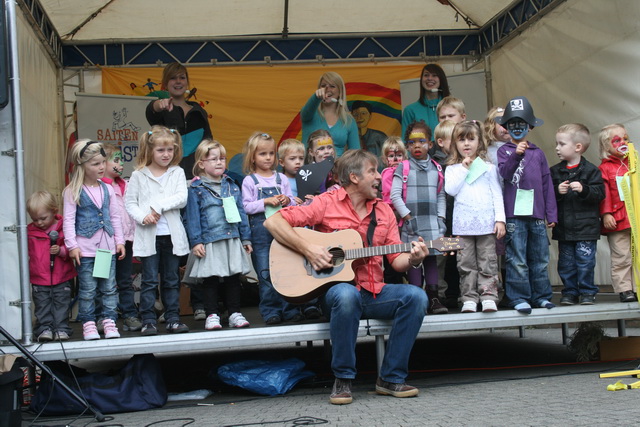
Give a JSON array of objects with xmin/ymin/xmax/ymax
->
[
  {"xmin": 444, "ymin": 121, "xmax": 505, "ymax": 313},
  {"xmin": 125, "ymin": 126, "xmax": 189, "ymax": 335}
]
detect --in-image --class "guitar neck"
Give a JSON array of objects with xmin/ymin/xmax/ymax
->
[{"xmin": 345, "ymin": 242, "xmax": 412, "ymax": 260}]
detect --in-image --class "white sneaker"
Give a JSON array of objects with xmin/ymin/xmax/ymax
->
[
  {"xmin": 205, "ymin": 314, "xmax": 222, "ymax": 330},
  {"xmin": 102, "ymin": 318, "xmax": 121, "ymax": 339},
  {"xmin": 194, "ymin": 308, "xmax": 206, "ymax": 321},
  {"xmin": 481, "ymin": 300, "xmax": 498, "ymax": 312},
  {"xmin": 461, "ymin": 301, "xmax": 477, "ymax": 313},
  {"xmin": 82, "ymin": 321, "xmax": 100, "ymax": 340},
  {"xmin": 229, "ymin": 312, "xmax": 250, "ymax": 328}
]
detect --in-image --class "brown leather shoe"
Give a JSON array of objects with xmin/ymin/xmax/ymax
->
[
  {"xmin": 330, "ymin": 378, "xmax": 352, "ymax": 405},
  {"xmin": 375, "ymin": 377, "xmax": 419, "ymax": 398}
]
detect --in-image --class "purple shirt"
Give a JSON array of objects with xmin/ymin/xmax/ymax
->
[
  {"xmin": 241, "ymin": 172, "xmax": 296, "ymax": 215},
  {"xmin": 497, "ymin": 141, "xmax": 557, "ymax": 223}
]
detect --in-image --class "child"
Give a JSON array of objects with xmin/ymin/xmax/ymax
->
[
  {"xmin": 242, "ymin": 132, "xmax": 299, "ymax": 325},
  {"xmin": 101, "ymin": 143, "xmax": 140, "ymax": 331},
  {"xmin": 63, "ymin": 140, "xmax": 125, "ymax": 340},
  {"xmin": 496, "ymin": 96, "xmax": 557, "ymax": 314},
  {"xmin": 391, "ymin": 120, "xmax": 447, "ymax": 314},
  {"xmin": 27, "ymin": 191, "xmax": 76, "ymax": 341},
  {"xmin": 598, "ymin": 124, "xmax": 637, "ymax": 302},
  {"xmin": 125, "ymin": 126, "xmax": 190, "ymax": 335},
  {"xmin": 305, "ymin": 129, "xmax": 338, "ymax": 193},
  {"xmin": 381, "ymin": 136, "xmax": 407, "ymax": 169},
  {"xmin": 444, "ymin": 121, "xmax": 505, "ymax": 313},
  {"xmin": 484, "ymin": 107, "xmax": 512, "ymax": 168},
  {"xmin": 278, "ymin": 138, "xmax": 306, "ymax": 205},
  {"xmin": 434, "ymin": 120, "xmax": 456, "ymax": 158},
  {"xmin": 550, "ymin": 124, "xmax": 605, "ymax": 305},
  {"xmin": 436, "ymin": 96, "xmax": 467, "ymax": 124},
  {"xmin": 184, "ymin": 140, "xmax": 253, "ymax": 329}
]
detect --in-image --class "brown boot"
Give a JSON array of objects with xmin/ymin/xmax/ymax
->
[{"xmin": 426, "ymin": 286, "xmax": 448, "ymax": 314}]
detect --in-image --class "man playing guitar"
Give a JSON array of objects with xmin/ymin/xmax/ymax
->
[{"xmin": 265, "ymin": 149, "xmax": 429, "ymax": 405}]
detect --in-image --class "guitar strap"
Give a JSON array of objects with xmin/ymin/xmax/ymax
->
[{"xmin": 366, "ymin": 203, "xmax": 377, "ymax": 247}]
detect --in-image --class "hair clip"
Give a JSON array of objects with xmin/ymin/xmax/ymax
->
[
  {"xmin": 148, "ymin": 131, "xmax": 153, "ymax": 135},
  {"xmin": 496, "ymin": 108, "xmax": 504, "ymax": 113},
  {"xmin": 261, "ymin": 133, "xmax": 271, "ymax": 139},
  {"xmin": 169, "ymin": 129, "xmax": 176, "ymax": 133}
]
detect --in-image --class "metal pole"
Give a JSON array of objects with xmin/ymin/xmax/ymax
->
[{"xmin": 6, "ymin": 0, "xmax": 33, "ymax": 344}]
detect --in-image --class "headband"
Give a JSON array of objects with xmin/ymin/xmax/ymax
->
[{"xmin": 78, "ymin": 141, "xmax": 106, "ymax": 164}]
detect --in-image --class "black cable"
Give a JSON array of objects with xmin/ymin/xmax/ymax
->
[
  {"xmin": 144, "ymin": 418, "xmax": 195, "ymax": 427},
  {"xmin": 220, "ymin": 416, "xmax": 329, "ymax": 427}
]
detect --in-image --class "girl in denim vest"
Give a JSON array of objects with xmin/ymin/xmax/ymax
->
[
  {"xmin": 241, "ymin": 132, "xmax": 298, "ymax": 325},
  {"xmin": 184, "ymin": 140, "xmax": 253, "ymax": 329},
  {"xmin": 63, "ymin": 140, "xmax": 125, "ymax": 340},
  {"xmin": 125, "ymin": 126, "xmax": 190, "ymax": 336}
]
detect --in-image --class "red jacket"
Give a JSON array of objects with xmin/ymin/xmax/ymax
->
[
  {"xmin": 599, "ymin": 156, "xmax": 630, "ymax": 233},
  {"xmin": 27, "ymin": 215, "xmax": 76, "ymax": 286}
]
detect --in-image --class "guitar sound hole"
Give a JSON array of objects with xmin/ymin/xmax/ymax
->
[{"xmin": 329, "ymin": 248, "xmax": 345, "ymax": 266}]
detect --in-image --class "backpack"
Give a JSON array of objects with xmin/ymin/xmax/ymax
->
[{"xmin": 381, "ymin": 159, "xmax": 444, "ymax": 208}]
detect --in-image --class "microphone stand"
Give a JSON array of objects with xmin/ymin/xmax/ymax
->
[{"xmin": 0, "ymin": 325, "xmax": 106, "ymax": 422}]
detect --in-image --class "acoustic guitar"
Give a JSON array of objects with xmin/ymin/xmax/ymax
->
[{"xmin": 269, "ymin": 227, "xmax": 462, "ymax": 303}]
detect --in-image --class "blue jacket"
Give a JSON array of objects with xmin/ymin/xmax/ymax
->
[
  {"xmin": 76, "ymin": 181, "xmax": 114, "ymax": 238},
  {"xmin": 185, "ymin": 176, "xmax": 251, "ymax": 247}
]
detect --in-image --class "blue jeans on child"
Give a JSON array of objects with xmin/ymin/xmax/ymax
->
[
  {"xmin": 76, "ymin": 256, "xmax": 118, "ymax": 323},
  {"xmin": 250, "ymin": 213, "xmax": 300, "ymax": 321},
  {"xmin": 139, "ymin": 236, "xmax": 181, "ymax": 326},
  {"xmin": 116, "ymin": 241, "xmax": 138, "ymax": 319},
  {"xmin": 319, "ymin": 282, "xmax": 427, "ymax": 383},
  {"xmin": 557, "ymin": 240, "xmax": 598, "ymax": 297},
  {"xmin": 505, "ymin": 218, "xmax": 553, "ymax": 308}
]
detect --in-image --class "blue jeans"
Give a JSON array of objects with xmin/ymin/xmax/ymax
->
[
  {"xmin": 139, "ymin": 236, "xmax": 181, "ymax": 325},
  {"xmin": 320, "ymin": 283, "xmax": 427, "ymax": 383},
  {"xmin": 250, "ymin": 213, "xmax": 300, "ymax": 321},
  {"xmin": 505, "ymin": 218, "xmax": 553, "ymax": 307},
  {"xmin": 116, "ymin": 241, "xmax": 138, "ymax": 318},
  {"xmin": 76, "ymin": 256, "xmax": 118, "ymax": 323},
  {"xmin": 558, "ymin": 240, "xmax": 598, "ymax": 297}
]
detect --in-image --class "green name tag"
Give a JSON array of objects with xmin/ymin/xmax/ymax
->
[
  {"xmin": 514, "ymin": 188, "xmax": 534, "ymax": 216},
  {"xmin": 93, "ymin": 249, "xmax": 112, "ymax": 279},
  {"xmin": 465, "ymin": 157, "xmax": 488, "ymax": 184},
  {"xmin": 265, "ymin": 204, "xmax": 281, "ymax": 219},
  {"xmin": 616, "ymin": 176, "xmax": 629, "ymax": 202},
  {"xmin": 222, "ymin": 196, "xmax": 241, "ymax": 223}
]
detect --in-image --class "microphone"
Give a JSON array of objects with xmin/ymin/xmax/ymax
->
[{"xmin": 48, "ymin": 230, "xmax": 59, "ymax": 272}]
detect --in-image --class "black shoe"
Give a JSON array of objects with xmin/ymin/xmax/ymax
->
[
  {"xmin": 560, "ymin": 295, "xmax": 579, "ymax": 305},
  {"xmin": 287, "ymin": 313, "xmax": 305, "ymax": 323},
  {"xmin": 620, "ymin": 291, "xmax": 637, "ymax": 303},
  {"xmin": 375, "ymin": 377, "xmax": 419, "ymax": 398},
  {"xmin": 330, "ymin": 378, "xmax": 352, "ymax": 405},
  {"xmin": 265, "ymin": 315, "xmax": 282, "ymax": 325},
  {"xmin": 166, "ymin": 322, "xmax": 189, "ymax": 334},
  {"xmin": 580, "ymin": 295, "xmax": 596, "ymax": 305},
  {"xmin": 141, "ymin": 323, "xmax": 157, "ymax": 336},
  {"xmin": 304, "ymin": 307, "xmax": 322, "ymax": 320}
]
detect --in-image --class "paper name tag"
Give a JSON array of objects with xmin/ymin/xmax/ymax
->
[
  {"xmin": 616, "ymin": 176, "xmax": 629, "ymax": 201},
  {"xmin": 514, "ymin": 188, "xmax": 534, "ymax": 216},
  {"xmin": 465, "ymin": 157, "xmax": 488, "ymax": 184},
  {"xmin": 222, "ymin": 197, "xmax": 241, "ymax": 223},
  {"xmin": 265, "ymin": 204, "xmax": 281, "ymax": 219},
  {"xmin": 93, "ymin": 249, "xmax": 113, "ymax": 279}
]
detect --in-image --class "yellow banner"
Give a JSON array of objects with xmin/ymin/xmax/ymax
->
[{"xmin": 102, "ymin": 64, "xmax": 424, "ymax": 159}]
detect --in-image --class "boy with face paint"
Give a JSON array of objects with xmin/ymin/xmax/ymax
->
[
  {"xmin": 496, "ymin": 97, "xmax": 558, "ymax": 314},
  {"xmin": 101, "ymin": 143, "xmax": 141, "ymax": 331}
]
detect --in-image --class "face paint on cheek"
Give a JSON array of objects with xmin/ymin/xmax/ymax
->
[
  {"xmin": 611, "ymin": 135, "xmax": 629, "ymax": 155},
  {"xmin": 507, "ymin": 120, "xmax": 529, "ymax": 140}
]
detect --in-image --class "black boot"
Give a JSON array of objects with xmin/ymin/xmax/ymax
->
[{"xmin": 426, "ymin": 285, "xmax": 448, "ymax": 314}]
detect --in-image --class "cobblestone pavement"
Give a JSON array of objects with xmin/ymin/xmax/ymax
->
[{"xmin": 21, "ymin": 324, "xmax": 640, "ymax": 426}]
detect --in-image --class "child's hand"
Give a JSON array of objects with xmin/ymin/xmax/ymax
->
[
  {"xmin": 558, "ymin": 180, "xmax": 570, "ymax": 194},
  {"xmin": 494, "ymin": 222, "xmax": 506, "ymax": 239},
  {"xmin": 264, "ymin": 196, "xmax": 281, "ymax": 207},
  {"xmin": 50, "ymin": 245, "xmax": 60, "ymax": 256},
  {"xmin": 515, "ymin": 141, "xmax": 529, "ymax": 155},
  {"xmin": 603, "ymin": 213, "xmax": 617, "ymax": 230},
  {"xmin": 69, "ymin": 248, "xmax": 81, "ymax": 264},
  {"xmin": 154, "ymin": 98, "xmax": 173, "ymax": 112},
  {"xmin": 279, "ymin": 195, "xmax": 291, "ymax": 206},
  {"xmin": 293, "ymin": 196, "xmax": 304, "ymax": 205},
  {"xmin": 116, "ymin": 244, "xmax": 126, "ymax": 260},
  {"xmin": 192, "ymin": 243, "xmax": 206, "ymax": 258},
  {"xmin": 547, "ymin": 222, "xmax": 556, "ymax": 228},
  {"xmin": 243, "ymin": 244, "xmax": 253, "ymax": 255},
  {"xmin": 462, "ymin": 156, "xmax": 473, "ymax": 169},
  {"xmin": 569, "ymin": 181, "xmax": 583, "ymax": 193},
  {"xmin": 143, "ymin": 209, "xmax": 161, "ymax": 225}
]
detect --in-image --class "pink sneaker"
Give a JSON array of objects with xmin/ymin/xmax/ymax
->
[
  {"xmin": 82, "ymin": 321, "xmax": 100, "ymax": 340},
  {"xmin": 102, "ymin": 318, "xmax": 121, "ymax": 339}
]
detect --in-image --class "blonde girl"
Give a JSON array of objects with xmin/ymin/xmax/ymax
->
[
  {"xmin": 241, "ymin": 132, "xmax": 299, "ymax": 324},
  {"xmin": 444, "ymin": 121, "xmax": 505, "ymax": 313},
  {"xmin": 125, "ymin": 126, "xmax": 190, "ymax": 335},
  {"xmin": 63, "ymin": 139, "xmax": 125, "ymax": 340},
  {"xmin": 184, "ymin": 140, "xmax": 253, "ymax": 329},
  {"xmin": 484, "ymin": 107, "xmax": 512, "ymax": 168},
  {"xmin": 598, "ymin": 124, "xmax": 636, "ymax": 302},
  {"xmin": 300, "ymin": 71, "xmax": 359, "ymax": 157}
]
